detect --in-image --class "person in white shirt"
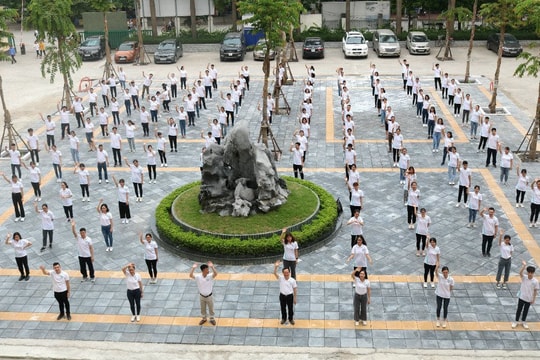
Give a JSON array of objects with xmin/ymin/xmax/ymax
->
[
  {"xmin": 453, "ymin": 88, "xmax": 463, "ymax": 117},
  {"xmin": 167, "ymin": 72, "xmax": 178, "ymax": 98},
  {"xmin": 129, "ymin": 80, "xmax": 140, "ymax": 110},
  {"xmin": 71, "ymin": 220, "xmax": 95, "ymax": 282},
  {"xmin": 121, "ymin": 262, "xmax": 143, "ymax": 322},
  {"xmin": 530, "ymin": 178, "xmax": 540, "ymax": 227},
  {"xmin": 348, "ymin": 182, "xmax": 364, "ymax": 218},
  {"xmin": 280, "ymin": 228, "xmax": 299, "ymax": 279},
  {"xmin": 110, "ymin": 97, "xmax": 120, "ymax": 125},
  {"xmin": 4, "ymin": 232, "xmax": 32, "ymax": 281},
  {"xmin": 190, "ymin": 261, "xmax": 218, "ymax": 326},
  {"xmin": 68, "ymin": 131, "xmax": 80, "ymax": 164},
  {"xmin": 499, "ymin": 146, "xmax": 513, "ymax": 184},
  {"xmin": 346, "ymin": 235, "xmax": 373, "ymax": 278},
  {"xmin": 407, "ymin": 181, "xmax": 420, "ymax": 229},
  {"xmin": 26, "ymin": 128, "xmax": 40, "ymax": 165},
  {"xmin": 100, "ymin": 79, "xmax": 110, "ymax": 107},
  {"xmin": 456, "ymin": 160, "xmax": 471, "ymax": 207},
  {"xmin": 274, "ymin": 260, "xmax": 298, "ymax": 325},
  {"xmin": 344, "ymin": 143, "xmax": 356, "ymax": 180},
  {"xmin": 117, "ymin": 66, "xmax": 126, "ymax": 89},
  {"xmin": 398, "ymin": 148, "xmax": 410, "ymax": 185},
  {"xmin": 59, "ymin": 181, "xmax": 74, "ymax": 220},
  {"xmin": 423, "ymin": 237, "xmax": 440, "ymax": 288},
  {"xmin": 167, "ymin": 117, "xmax": 179, "ymax": 150},
  {"xmin": 112, "ymin": 175, "xmax": 131, "ymax": 224},
  {"xmin": 441, "ymin": 72, "xmax": 449, "ymax": 99},
  {"xmin": 141, "ymin": 71, "xmax": 153, "ymax": 99},
  {"xmin": 72, "ymin": 96, "xmax": 84, "ymax": 128},
  {"xmin": 515, "ymin": 167, "xmax": 530, "ymax": 207},
  {"xmin": 143, "ymin": 144, "xmax": 157, "ymax": 183},
  {"xmin": 34, "ymin": 202, "xmax": 54, "ymax": 251},
  {"xmin": 290, "ymin": 142, "xmax": 304, "ymax": 179},
  {"xmin": 351, "ymin": 267, "xmax": 371, "ymax": 326},
  {"xmin": 110, "ymin": 127, "xmax": 122, "ymax": 167},
  {"xmin": 122, "ymin": 88, "xmax": 132, "ymax": 117},
  {"xmin": 140, "ymin": 106, "xmax": 150, "ymax": 136},
  {"xmin": 98, "ymin": 107, "xmax": 109, "ymax": 137},
  {"xmin": 74, "ymin": 163, "xmax": 91, "ymax": 201},
  {"xmin": 2, "ymin": 173, "xmax": 25, "ymax": 221},
  {"xmin": 220, "ymin": 91, "xmax": 235, "ymax": 126},
  {"xmin": 435, "ymin": 265, "xmax": 454, "ymax": 328},
  {"xmin": 84, "ymin": 118, "xmax": 96, "ymax": 152},
  {"xmin": 45, "ymin": 144, "xmax": 63, "ymax": 182},
  {"xmin": 392, "ymin": 128, "xmax": 404, "ymax": 167},
  {"xmin": 208, "ymin": 63, "xmax": 218, "ymax": 90},
  {"xmin": 462, "ymin": 93, "xmax": 472, "ymax": 126},
  {"xmin": 57, "ymin": 103, "xmax": 71, "ymax": 140},
  {"xmin": 480, "ymin": 207, "xmax": 499, "ymax": 257},
  {"xmin": 512, "ymin": 261, "xmax": 539, "ymax": 329},
  {"xmin": 346, "ymin": 211, "xmax": 364, "ymax": 248},
  {"xmin": 6, "ymin": 143, "xmax": 23, "ymax": 178},
  {"xmin": 415, "ymin": 208, "xmax": 431, "ymax": 256},
  {"xmin": 108, "ymin": 75, "xmax": 117, "ymax": 98},
  {"xmin": 485, "ymin": 127, "xmax": 500, "ymax": 167},
  {"xmin": 470, "ymin": 104, "xmax": 483, "ymax": 140},
  {"xmin": 478, "ymin": 116, "xmax": 491, "ymax": 152},
  {"xmin": 155, "ymin": 131, "xmax": 168, "ymax": 167},
  {"xmin": 96, "ymin": 144, "xmax": 109, "ymax": 183},
  {"xmin": 97, "ymin": 199, "xmax": 114, "ymax": 251},
  {"xmin": 140, "ymin": 233, "xmax": 159, "ymax": 284},
  {"xmin": 87, "ymin": 88, "xmax": 98, "ymax": 117},
  {"xmin": 447, "ymin": 146, "xmax": 460, "ymax": 185},
  {"xmin": 432, "ymin": 63, "xmax": 442, "ymax": 90},
  {"xmin": 495, "ymin": 230, "xmax": 513, "ymax": 289},
  {"xmin": 125, "ymin": 158, "xmax": 144, "ymax": 201},
  {"xmin": 40, "ymin": 262, "xmax": 71, "ymax": 320},
  {"xmin": 183, "ymin": 93, "xmax": 197, "ymax": 126},
  {"xmin": 27, "ymin": 162, "xmax": 42, "ymax": 201}
]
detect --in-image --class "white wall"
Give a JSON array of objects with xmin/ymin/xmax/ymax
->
[
  {"xmin": 322, "ymin": 1, "xmax": 390, "ymax": 22},
  {"xmin": 300, "ymin": 14, "xmax": 323, "ymax": 31},
  {"xmin": 140, "ymin": 0, "xmax": 215, "ymax": 18}
]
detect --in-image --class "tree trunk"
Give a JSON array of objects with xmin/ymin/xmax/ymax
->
[
  {"xmin": 489, "ymin": 27, "xmax": 505, "ymax": 113},
  {"xmin": 464, "ymin": 0, "xmax": 477, "ymax": 83},
  {"xmin": 231, "ymin": 0, "xmax": 238, "ymax": 32},
  {"xmin": 395, "ymin": 0, "xmax": 402, "ymax": 34},
  {"xmin": 345, "ymin": 0, "xmax": 350, "ymax": 32},
  {"xmin": 104, "ymin": 13, "xmax": 112, "ymax": 79},
  {"xmin": 527, "ymin": 83, "xmax": 540, "ymax": 160},
  {"xmin": 149, "ymin": 0, "xmax": 158, "ymax": 37},
  {"xmin": 57, "ymin": 39, "xmax": 72, "ymax": 109},
  {"xmin": 444, "ymin": 0, "xmax": 456, "ymax": 59},
  {"xmin": 190, "ymin": 0, "xmax": 197, "ymax": 39},
  {"xmin": 260, "ymin": 49, "xmax": 270, "ymax": 148}
]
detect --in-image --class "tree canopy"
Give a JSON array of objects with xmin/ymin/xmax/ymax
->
[{"xmin": 0, "ymin": 8, "xmax": 17, "ymax": 62}]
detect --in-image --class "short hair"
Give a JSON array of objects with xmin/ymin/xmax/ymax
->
[
  {"xmin": 462, "ymin": 161, "xmax": 468, "ymax": 165},
  {"xmin": 441, "ymin": 266, "xmax": 449, "ymax": 272},
  {"xmin": 79, "ymin": 228, "xmax": 86, "ymax": 232},
  {"xmin": 200, "ymin": 264, "xmax": 209, "ymax": 271},
  {"xmin": 53, "ymin": 262, "xmax": 60, "ymax": 267},
  {"xmin": 527, "ymin": 266, "xmax": 536, "ymax": 273}
]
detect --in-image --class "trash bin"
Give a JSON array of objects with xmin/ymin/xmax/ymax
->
[{"xmin": 20, "ymin": 43, "xmax": 25, "ymax": 55}]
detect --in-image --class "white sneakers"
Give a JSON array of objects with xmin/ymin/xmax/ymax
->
[
  {"xmin": 136, "ymin": 315, "xmax": 140, "ymax": 322},
  {"xmin": 436, "ymin": 321, "xmax": 440, "ymax": 327},
  {"xmin": 131, "ymin": 315, "xmax": 136, "ymax": 322},
  {"xmin": 510, "ymin": 322, "xmax": 528, "ymax": 329}
]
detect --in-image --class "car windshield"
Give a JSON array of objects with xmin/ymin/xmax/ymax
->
[
  {"xmin": 118, "ymin": 43, "xmax": 134, "ymax": 51},
  {"xmin": 504, "ymin": 35, "xmax": 518, "ymax": 43},
  {"xmin": 306, "ymin": 40, "xmax": 322, "ymax": 46},
  {"xmin": 223, "ymin": 38, "xmax": 241, "ymax": 46},
  {"xmin": 412, "ymin": 35, "xmax": 427, "ymax": 42},
  {"xmin": 381, "ymin": 35, "xmax": 397, "ymax": 43},
  {"xmin": 346, "ymin": 37, "xmax": 365, "ymax": 44},
  {"xmin": 158, "ymin": 43, "xmax": 175, "ymax": 50},
  {"xmin": 82, "ymin": 39, "xmax": 100, "ymax": 46}
]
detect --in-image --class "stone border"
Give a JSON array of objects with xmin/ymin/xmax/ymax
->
[{"xmin": 170, "ymin": 183, "xmax": 320, "ymax": 239}]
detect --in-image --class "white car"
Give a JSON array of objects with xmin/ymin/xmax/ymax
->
[
  {"xmin": 406, "ymin": 31, "xmax": 431, "ymax": 55},
  {"xmin": 342, "ymin": 31, "xmax": 369, "ymax": 58}
]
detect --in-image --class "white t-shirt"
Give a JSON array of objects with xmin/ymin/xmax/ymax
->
[
  {"xmin": 76, "ymin": 169, "xmax": 89, "ymax": 185},
  {"xmin": 283, "ymin": 242, "xmax": 299, "ymax": 261},
  {"xmin": 500, "ymin": 242, "xmax": 513, "ymax": 260},
  {"xmin": 435, "ymin": 273, "xmax": 454, "ymax": 299},
  {"xmin": 468, "ymin": 192, "xmax": 482, "ymax": 210},
  {"xmin": 11, "ymin": 239, "xmax": 30, "ymax": 258},
  {"xmin": 424, "ymin": 245, "xmax": 440, "ymax": 266},
  {"xmin": 354, "ymin": 278, "xmax": 370, "ymax": 295},
  {"xmin": 350, "ymin": 189, "xmax": 364, "ymax": 207},
  {"xmin": 487, "ymin": 134, "xmax": 499, "ymax": 149},
  {"xmin": 50, "ymin": 271, "xmax": 69, "ymax": 292},
  {"xmin": 458, "ymin": 168, "xmax": 471, "ymax": 187},
  {"xmin": 60, "ymin": 188, "xmax": 73, "ymax": 206},
  {"xmin": 348, "ymin": 216, "xmax": 363, "ymax": 235},
  {"xmin": 117, "ymin": 185, "xmax": 129, "ymax": 203},
  {"xmin": 500, "ymin": 153, "xmax": 513, "ymax": 168},
  {"xmin": 350, "ymin": 244, "xmax": 369, "ymax": 267},
  {"xmin": 519, "ymin": 275, "xmax": 540, "ymax": 302},
  {"xmin": 407, "ymin": 189, "xmax": 420, "ymax": 207},
  {"xmin": 99, "ymin": 212, "xmax": 113, "ymax": 226},
  {"xmin": 77, "ymin": 236, "xmax": 93, "ymax": 258},
  {"xmin": 278, "ymin": 274, "xmax": 297, "ymax": 295},
  {"xmin": 482, "ymin": 214, "xmax": 499, "ymax": 236},
  {"xmin": 416, "ymin": 215, "xmax": 431, "ymax": 235},
  {"xmin": 143, "ymin": 240, "xmax": 158, "ymax": 260},
  {"xmin": 515, "ymin": 175, "xmax": 530, "ymax": 192},
  {"xmin": 29, "ymin": 167, "xmax": 41, "ymax": 183},
  {"xmin": 38, "ymin": 210, "xmax": 54, "ymax": 230},
  {"xmin": 195, "ymin": 273, "xmax": 214, "ymax": 296},
  {"xmin": 125, "ymin": 270, "xmax": 141, "ymax": 290}
]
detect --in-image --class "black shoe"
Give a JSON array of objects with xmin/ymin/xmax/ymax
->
[
  {"xmin": 40, "ymin": 247, "xmax": 46, "ymax": 252},
  {"xmin": 290, "ymin": 320, "xmax": 295, "ymax": 325},
  {"xmin": 24, "ymin": 275, "xmax": 30, "ymax": 281},
  {"xmin": 66, "ymin": 314, "xmax": 71, "ymax": 321},
  {"xmin": 18, "ymin": 275, "xmax": 25, "ymax": 281},
  {"xmin": 49, "ymin": 244, "xmax": 52, "ymax": 248},
  {"xmin": 487, "ymin": 253, "xmax": 491, "ymax": 257},
  {"xmin": 57, "ymin": 314, "xmax": 65, "ymax": 320},
  {"xmin": 280, "ymin": 319, "xmax": 286, "ymax": 325}
]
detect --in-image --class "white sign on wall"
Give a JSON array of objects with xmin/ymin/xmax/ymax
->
[{"xmin": 140, "ymin": 0, "xmax": 215, "ymax": 18}]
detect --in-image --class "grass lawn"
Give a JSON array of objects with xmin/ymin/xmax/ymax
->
[{"xmin": 172, "ymin": 181, "xmax": 318, "ymax": 235}]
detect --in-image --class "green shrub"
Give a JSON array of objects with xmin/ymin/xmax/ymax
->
[{"xmin": 155, "ymin": 177, "xmax": 339, "ymax": 258}]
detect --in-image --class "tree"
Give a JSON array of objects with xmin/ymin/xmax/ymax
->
[
  {"xmin": 514, "ymin": 0, "xmax": 540, "ymax": 160},
  {"xmin": 190, "ymin": 0, "xmax": 197, "ymax": 39},
  {"xmin": 0, "ymin": 8, "xmax": 17, "ymax": 62},
  {"xmin": 231, "ymin": 0, "xmax": 238, "ymax": 32},
  {"xmin": 464, "ymin": 0, "xmax": 478, "ymax": 83},
  {"xmin": 27, "ymin": 0, "xmax": 82, "ymax": 108},
  {"xmin": 237, "ymin": 0, "xmax": 303, "ymax": 146},
  {"xmin": 149, "ymin": 0, "xmax": 157, "ymax": 36},
  {"xmin": 396, "ymin": 0, "xmax": 402, "ymax": 34},
  {"xmin": 345, "ymin": 0, "xmax": 350, "ymax": 32},
  {"xmin": 91, "ymin": 0, "xmax": 116, "ymax": 79},
  {"xmin": 480, "ymin": 0, "xmax": 522, "ymax": 113}
]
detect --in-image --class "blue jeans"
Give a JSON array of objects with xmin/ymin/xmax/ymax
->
[
  {"xmin": 220, "ymin": 123, "xmax": 227, "ymax": 137},
  {"xmin": 422, "ymin": 109, "xmax": 429, "ymax": 124},
  {"xmin": 469, "ymin": 208, "xmax": 478, "ymax": 223},
  {"xmin": 470, "ymin": 121, "xmax": 478, "ymax": 137},
  {"xmin": 416, "ymin": 102, "xmax": 423, "ymax": 116},
  {"xmin": 150, "ymin": 110, "xmax": 158, "ymax": 122},
  {"xmin": 179, "ymin": 120, "xmax": 186, "ymax": 136},
  {"xmin": 70, "ymin": 148, "xmax": 80, "ymax": 163},
  {"xmin": 427, "ymin": 120, "xmax": 435, "ymax": 137},
  {"xmin": 500, "ymin": 167, "xmax": 510, "ymax": 183},
  {"xmin": 101, "ymin": 225, "xmax": 113, "ymax": 247},
  {"xmin": 432, "ymin": 132, "xmax": 441, "ymax": 149},
  {"xmin": 380, "ymin": 110, "xmax": 386, "ymax": 125},
  {"xmin": 448, "ymin": 166, "xmax": 457, "ymax": 182},
  {"xmin": 97, "ymin": 162, "xmax": 108, "ymax": 180},
  {"xmin": 399, "ymin": 168, "xmax": 406, "ymax": 182},
  {"xmin": 53, "ymin": 163, "xmax": 62, "ymax": 179}
]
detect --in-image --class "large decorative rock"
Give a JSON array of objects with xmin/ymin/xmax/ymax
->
[{"xmin": 199, "ymin": 120, "xmax": 289, "ymax": 216}]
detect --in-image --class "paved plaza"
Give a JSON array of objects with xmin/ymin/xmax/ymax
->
[{"xmin": 0, "ymin": 39, "xmax": 540, "ymax": 358}]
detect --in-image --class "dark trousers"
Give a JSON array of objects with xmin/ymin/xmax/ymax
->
[
  {"xmin": 407, "ymin": 205, "xmax": 416, "ymax": 225},
  {"xmin": 283, "ymin": 259, "xmax": 297, "ymax": 280},
  {"xmin": 145, "ymin": 259, "xmax": 158, "ymax": 278},
  {"xmin": 482, "ymin": 234, "xmax": 494, "ymax": 256},
  {"xmin": 100, "ymin": 124, "xmax": 108, "ymax": 136},
  {"xmin": 133, "ymin": 183, "xmax": 143, "ymax": 198},
  {"xmin": 486, "ymin": 148, "xmax": 497, "ymax": 166},
  {"xmin": 80, "ymin": 184, "xmax": 89, "ymax": 197},
  {"xmin": 416, "ymin": 234, "xmax": 427, "ymax": 251},
  {"xmin": 458, "ymin": 185, "xmax": 468, "ymax": 203},
  {"xmin": 434, "ymin": 77, "xmax": 441, "ymax": 90},
  {"xmin": 47, "ymin": 135, "xmax": 55, "ymax": 147},
  {"xmin": 147, "ymin": 165, "xmax": 156, "ymax": 180},
  {"xmin": 79, "ymin": 256, "xmax": 95, "ymax": 279},
  {"xmin": 30, "ymin": 149, "xmax": 39, "ymax": 164},
  {"xmin": 442, "ymin": 87, "xmax": 448, "ymax": 98},
  {"xmin": 279, "ymin": 293, "xmax": 294, "ymax": 321},
  {"xmin": 293, "ymin": 164, "xmax": 304, "ymax": 179},
  {"xmin": 15, "ymin": 256, "xmax": 29, "ymax": 276},
  {"xmin": 97, "ymin": 162, "xmax": 108, "ymax": 180},
  {"xmin": 119, "ymin": 201, "xmax": 131, "ymax": 219},
  {"xmin": 112, "ymin": 111, "xmax": 120, "ymax": 125},
  {"xmin": 171, "ymin": 84, "xmax": 177, "ymax": 98},
  {"xmin": 180, "ymin": 77, "xmax": 186, "ymax": 89},
  {"xmin": 31, "ymin": 182, "xmax": 41, "ymax": 197},
  {"xmin": 516, "ymin": 190, "xmax": 526, "ymax": 204},
  {"xmin": 54, "ymin": 290, "xmax": 70, "ymax": 316},
  {"xmin": 42, "ymin": 229, "xmax": 53, "ymax": 247},
  {"xmin": 187, "ymin": 111, "xmax": 195, "ymax": 126},
  {"xmin": 11, "ymin": 164, "xmax": 21, "ymax": 178},
  {"xmin": 531, "ymin": 203, "xmax": 540, "ymax": 223},
  {"xmin": 101, "ymin": 225, "xmax": 113, "ymax": 247},
  {"xmin": 61, "ymin": 123, "xmax": 70, "ymax": 139},
  {"xmin": 515, "ymin": 298, "xmax": 531, "ymax": 322},
  {"xmin": 158, "ymin": 150, "xmax": 167, "ymax": 165},
  {"xmin": 63, "ymin": 205, "xmax": 73, "ymax": 220},
  {"xmin": 110, "ymin": 86, "xmax": 117, "ymax": 98},
  {"xmin": 436, "ymin": 295, "xmax": 450, "ymax": 319},
  {"xmin": 127, "ymin": 288, "xmax": 142, "ymax": 315},
  {"xmin": 226, "ymin": 111, "xmax": 234, "ymax": 126},
  {"xmin": 11, "ymin": 193, "xmax": 24, "ymax": 218},
  {"xmin": 53, "ymin": 163, "xmax": 62, "ymax": 179},
  {"xmin": 131, "ymin": 95, "xmax": 140, "ymax": 109},
  {"xmin": 124, "ymin": 100, "xmax": 131, "ymax": 116},
  {"xmin": 424, "ymin": 263, "xmax": 436, "ymax": 282},
  {"xmin": 89, "ymin": 102, "xmax": 97, "ymax": 116},
  {"xmin": 205, "ymin": 85, "xmax": 212, "ymax": 99},
  {"xmin": 353, "ymin": 293, "xmax": 368, "ymax": 321},
  {"xmin": 169, "ymin": 135, "xmax": 177, "ymax": 151},
  {"xmin": 142, "ymin": 123, "xmax": 149, "ymax": 136},
  {"xmin": 478, "ymin": 136, "xmax": 488, "ymax": 150},
  {"xmin": 112, "ymin": 148, "xmax": 121, "ymax": 166},
  {"xmin": 496, "ymin": 257, "xmax": 511, "ymax": 283},
  {"xmin": 75, "ymin": 112, "xmax": 83, "ymax": 127}
]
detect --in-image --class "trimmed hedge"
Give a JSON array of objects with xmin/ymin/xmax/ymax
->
[{"xmin": 155, "ymin": 177, "xmax": 339, "ymax": 258}]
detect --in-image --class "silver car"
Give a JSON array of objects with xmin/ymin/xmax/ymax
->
[
  {"xmin": 253, "ymin": 39, "xmax": 275, "ymax": 61},
  {"xmin": 406, "ymin": 31, "xmax": 430, "ymax": 55}
]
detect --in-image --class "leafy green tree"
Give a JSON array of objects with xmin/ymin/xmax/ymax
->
[
  {"xmin": 0, "ymin": 8, "xmax": 17, "ymax": 62},
  {"xmin": 238, "ymin": 0, "xmax": 303, "ymax": 146},
  {"xmin": 27, "ymin": 0, "xmax": 81, "ymax": 108},
  {"xmin": 480, "ymin": 0, "xmax": 522, "ymax": 113},
  {"xmin": 464, "ymin": 0, "xmax": 478, "ymax": 83},
  {"xmin": 514, "ymin": 0, "xmax": 540, "ymax": 160},
  {"xmin": 91, "ymin": 0, "xmax": 116, "ymax": 79}
]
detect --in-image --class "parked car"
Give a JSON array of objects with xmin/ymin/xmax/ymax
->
[
  {"xmin": 114, "ymin": 41, "xmax": 140, "ymax": 63},
  {"xmin": 342, "ymin": 31, "xmax": 368, "ymax": 58},
  {"xmin": 220, "ymin": 32, "xmax": 246, "ymax": 61},
  {"xmin": 486, "ymin": 33, "xmax": 523, "ymax": 57},
  {"xmin": 154, "ymin": 38, "xmax": 183, "ymax": 64},
  {"xmin": 372, "ymin": 29, "xmax": 401, "ymax": 57},
  {"xmin": 406, "ymin": 31, "xmax": 430, "ymax": 55},
  {"xmin": 253, "ymin": 39, "xmax": 275, "ymax": 61},
  {"xmin": 78, "ymin": 35, "xmax": 105, "ymax": 61},
  {"xmin": 302, "ymin": 37, "xmax": 324, "ymax": 59}
]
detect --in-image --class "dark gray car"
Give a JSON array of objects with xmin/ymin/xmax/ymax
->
[
  {"xmin": 220, "ymin": 32, "xmax": 246, "ymax": 61},
  {"xmin": 78, "ymin": 35, "xmax": 105, "ymax": 61},
  {"xmin": 486, "ymin": 33, "xmax": 523, "ymax": 57},
  {"xmin": 154, "ymin": 38, "xmax": 183, "ymax": 64}
]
